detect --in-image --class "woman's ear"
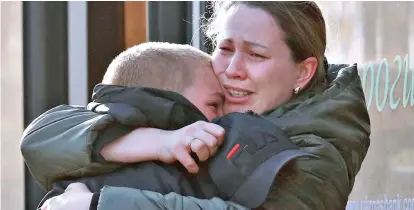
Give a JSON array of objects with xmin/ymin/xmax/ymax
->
[{"xmin": 295, "ymin": 57, "xmax": 318, "ymax": 89}]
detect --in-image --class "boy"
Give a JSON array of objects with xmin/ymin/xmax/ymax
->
[{"xmin": 38, "ymin": 42, "xmax": 226, "ymax": 206}]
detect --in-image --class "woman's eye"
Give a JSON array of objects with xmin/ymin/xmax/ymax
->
[
  {"xmin": 219, "ymin": 47, "xmax": 232, "ymax": 52},
  {"xmin": 250, "ymin": 53, "xmax": 267, "ymax": 59}
]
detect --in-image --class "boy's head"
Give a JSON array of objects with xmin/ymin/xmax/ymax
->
[{"xmin": 102, "ymin": 42, "xmax": 224, "ymax": 120}]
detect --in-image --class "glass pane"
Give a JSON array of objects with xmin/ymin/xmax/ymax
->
[{"xmin": 318, "ymin": 1, "xmax": 414, "ymax": 208}]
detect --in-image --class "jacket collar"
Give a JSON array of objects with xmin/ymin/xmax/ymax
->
[{"xmin": 88, "ymin": 84, "xmax": 208, "ymax": 129}]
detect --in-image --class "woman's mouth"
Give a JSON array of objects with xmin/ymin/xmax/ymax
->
[
  {"xmin": 224, "ymin": 86, "xmax": 253, "ymax": 103},
  {"xmin": 228, "ymin": 89, "xmax": 249, "ymax": 97}
]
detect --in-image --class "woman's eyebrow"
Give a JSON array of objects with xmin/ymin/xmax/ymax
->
[
  {"xmin": 218, "ymin": 38, "xmax": 269, "ymax": 49},
  {"xmin": 243, "ymin": 40, "xmax": 269, "ymax": 49}
]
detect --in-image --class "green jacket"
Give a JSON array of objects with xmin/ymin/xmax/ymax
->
[{"xmin": 21, "ymin": 64, "xmax": 370, "ymax": 210}]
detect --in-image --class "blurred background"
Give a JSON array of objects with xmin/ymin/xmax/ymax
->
[{"xmin": 1, "ymin": 1, "xmax": 414, "ymax": 210}]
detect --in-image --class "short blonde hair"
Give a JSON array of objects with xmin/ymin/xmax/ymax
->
[{"xmin": 102, "ymin": 42, "xmax": 212, "ymax": 93}]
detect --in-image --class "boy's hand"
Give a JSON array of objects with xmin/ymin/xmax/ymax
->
[
  {"xmin": 157, "ymin": 121, "xmax": 225, "ymax": 173},
  {"xmin": 41, "ymin": 183, "xmax": 92, "ymax": 210}
]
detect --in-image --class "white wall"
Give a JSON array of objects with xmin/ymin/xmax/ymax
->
[{"xmin": 1, "ymin": 1, "xmax": 25, "ymax": 210}]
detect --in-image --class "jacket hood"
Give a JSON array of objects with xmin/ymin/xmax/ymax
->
[{"xmin": 266, "ymin": 63, "xmax": 371, "ymax": 187}]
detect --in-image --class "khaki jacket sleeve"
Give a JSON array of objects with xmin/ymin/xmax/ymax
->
[
  {"xmin": 261, "ymin": 134, "xmax": 351, "ymax": 210},
  {"xmin": 20, "ymin": 105, "xmax": 131, "ymax": 190},
  {"xmin": 97, "ymin": 186, "xmax": 250, "ymax": 210}
]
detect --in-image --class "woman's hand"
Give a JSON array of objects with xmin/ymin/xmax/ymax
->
[
  {"xmin": 41, "ymin": 183, "xmax": 93, "ymax": 210},
  {"xmin": 158, "ymin": 121, "xmax": 225, "ymax": 173},
  {"xmin": 100, "ymin": 121, "xmax": 225, "ymax": 174}
]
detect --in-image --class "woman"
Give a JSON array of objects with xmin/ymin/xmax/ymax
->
[{"xmin": 24, "ymin": 1, "xmax": 370, "ymax": 209}]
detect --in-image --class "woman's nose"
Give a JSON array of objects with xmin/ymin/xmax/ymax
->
[{"xmin": 225, "ymin": 53, "xmax": 248, "ymax": 80}]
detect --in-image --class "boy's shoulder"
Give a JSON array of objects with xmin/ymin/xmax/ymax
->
[{"xmin": 89, "ymin": 84, "xmax": 207, "ymax": 130}]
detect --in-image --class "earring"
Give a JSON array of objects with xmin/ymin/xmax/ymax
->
[{"xmin": 294, "ymin": 86, "xmax": 301, "ymax": 95}]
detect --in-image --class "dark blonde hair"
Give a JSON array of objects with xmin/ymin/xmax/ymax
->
[
  {"xmin": 204, "ymin": 1, "xmax": 327, "ymax": 89},
  {"xmin": 102, "ymin": 42, "xmax": 212, "ymax": 93}
]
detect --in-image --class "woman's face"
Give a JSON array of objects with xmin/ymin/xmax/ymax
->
[{"xmin": 212, "ymin": 5, "xmax": 304, "ymax": 114}]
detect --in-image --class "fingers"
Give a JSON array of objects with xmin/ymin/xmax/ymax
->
[
  {"xmin": 65, "ymin": 182, "xmax": 90, "ymax": 193},
  {"xmin": 171, "ymin": 121, "xmax": 225, "ymax": 170},
  {"xmin": 189, "ymin": 138, "xmax": 210, "ymax": 161},
  {"xmin": 41, "ymin": 195, "xmax": 60, "ymax": 210},
  {"xmin": 191, "ymin": 130, "xmax": 218, "ymax": 158},
  {"xmin": 189, "ymin": 121, "xmax": 225, "ymax": 158},
  {"xmin": 41, "ymin": 199, "xmax": 52, "ymax": 210},
  {"xmin": 174, "ymin": 144, "xmax": 199, "ymax": 174},
  {"xmin": 195, "ymin": 121, "xmax": 225, "ymax": 145}
]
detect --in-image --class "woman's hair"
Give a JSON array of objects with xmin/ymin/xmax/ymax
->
[{"xmin": 204, "ymin": 1, "xmax": 327, "ymax": 89}]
